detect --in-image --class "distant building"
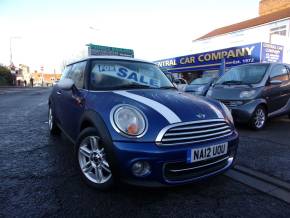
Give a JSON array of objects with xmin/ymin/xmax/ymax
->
[
  {"xmin": 32, "ymin": 71, "xmax": 62, "ymax": 86},
  {"xmin": 192, "ymin": 2, "xmax": 290, "ymax": 63},
  {"xmin": 154, "ymin": 0, "xmax": 290, "ymax": 83},
  {"xmin": 18, "ymin": 64, "xmax": 30, "ymax": 85}
]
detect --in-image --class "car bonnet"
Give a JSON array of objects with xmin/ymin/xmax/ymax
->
[
  {"xmin": 86, "ymin": 89, "xmax": 226, "ymax": 142},
  {"xmin": 112, "ymin": 89, "xmax": 224, "ymax": 123},
  {"xmin": 209, "ymin": 85, "xmax": 255, "ymax": 100}
]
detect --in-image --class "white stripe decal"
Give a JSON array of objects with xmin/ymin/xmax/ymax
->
[
  {"xmin": 202, "ymin": 101, "xmax": 224, "ymax": 119},
  {"xmin": 113, "ymin": 91, "xmax": 181, "ymax": 124}
]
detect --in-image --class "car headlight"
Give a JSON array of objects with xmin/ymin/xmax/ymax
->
[
  {"xmin": 220, "ymin": 102, "xmax": 234, "ymax": 124},
  {"xmin": 110, "ymin": 105, "xmax": 147, "ymax": 137},
  {"xmin": 240, "ymin": 90, "xmax": 256, "ymax": 98}
]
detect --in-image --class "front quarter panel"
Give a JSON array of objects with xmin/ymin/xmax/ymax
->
[{"xmin": 84, "ymin": 91, "xmax": 170, "ymax": 142}]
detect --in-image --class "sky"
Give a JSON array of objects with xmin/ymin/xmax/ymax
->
[{"xmin": 0, "ymin": 0, "xmax": 260, "ymax": 73}]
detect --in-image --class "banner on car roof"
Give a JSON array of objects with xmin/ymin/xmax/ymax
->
[
  {"xmin": 154, "ymin": 42, "xmax": 284, "ymax": 73},
  {"xmin": 87, "ymin": 43, "xmax": 134, "ymax": 58}
]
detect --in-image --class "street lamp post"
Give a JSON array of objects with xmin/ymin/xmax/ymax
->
[
  {"xmin": 9, "ymin": 38, "xmax": 12, "ymax": 65},
  {"xmin": 9, "ymin": 36, "xmax": 21, "ymax": 66},
  {"xmin": 41, "ymin": 66, "xmax": 44, "ymax": 87},
  {"xmin": 89, "ymin": 26, "xmax": 100, "ymax": 43}
]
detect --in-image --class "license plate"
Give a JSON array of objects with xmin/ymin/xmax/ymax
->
[{"xmin": 188, "ymin": 142, "xmax": 228, "ymax": 163}]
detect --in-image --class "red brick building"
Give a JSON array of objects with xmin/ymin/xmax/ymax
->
[
  {"xmin": 32, "ymin": 72, "xmax": 62, "ymax": 86},
  {"xmin": 259, "ymin": 0, "xmax": 290, "ymax": 16}
]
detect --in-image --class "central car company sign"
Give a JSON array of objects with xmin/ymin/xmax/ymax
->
[{"xmin": 154, "ymin": 42, "xmax": 284, "ymax": 73}]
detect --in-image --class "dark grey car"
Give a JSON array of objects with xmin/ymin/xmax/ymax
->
[
  {"xmin": 207, "ymin": 63, "xmax": 290, "ymax": 130},
  {"xmin": 185, "ymin": 77, "xmax": 216, "ymax": 96}
]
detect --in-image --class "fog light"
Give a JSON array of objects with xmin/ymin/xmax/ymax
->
[{"xmin": 132, "ymin": 161, "xmax": 151, "ymax": 177}]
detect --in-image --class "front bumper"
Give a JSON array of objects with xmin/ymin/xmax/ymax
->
[
  {"xmin": 112, "ymin": 131, "xmax": 239, "ymax": 187},
  {"xmin": 222, "ymin": 100, "xmax": 261, "ymax": 123}
]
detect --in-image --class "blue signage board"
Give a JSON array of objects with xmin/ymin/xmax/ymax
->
[
  {"xmin": 261, "ymin": 43, "xmax": 284, "ymax": 63},
  {"xmin": 154, "ymin": 42, "xmax": 283, "ymax": 73}
]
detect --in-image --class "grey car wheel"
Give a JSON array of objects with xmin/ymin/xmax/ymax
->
[
  {"xmin": 76, "ymin": 128, "xmax": 114, "ymax": 190},
  {"xmin": 48, "ymin": 106, "xmax": 60, "ymax": 135},
  {"xmin": 250, "ymin": 106, "xmax": 267, "ymax": 130}
]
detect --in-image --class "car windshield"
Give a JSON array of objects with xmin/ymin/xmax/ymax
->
[
  {"xmin": 216, "ymin": 64, "xmax": 269, "ymax": 85},
  {"xmin": 89, "ymin": 60, "xmax": 175, "ymax": 90},
  {"xmin": 190, "ymin": 77, "xmax": 213, "ymax": 85}
]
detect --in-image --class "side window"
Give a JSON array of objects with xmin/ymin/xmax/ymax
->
[
  {"xmin": 68, "ymin": 61, "xmax": 87, "ymax": 89},
  {"xmin": 287, "ymin": 66, "xmax": 290, "ymax": 77},
  {"xmin": 60, "ymin": 65, "xmax": 72, "ymax": 80},
  {"xmin": 270, "ymin": 65, "xmax": 289, "ymax": 82}
]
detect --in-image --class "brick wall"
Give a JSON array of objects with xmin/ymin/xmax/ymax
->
[{"xmin": 259, "ymin": 0, "xmax": 290, "ymax": 16}]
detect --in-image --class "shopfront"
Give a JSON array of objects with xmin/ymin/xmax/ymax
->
[{"xmin": 154, "ymin": 42, "xmax": 284, "ymax": 83}]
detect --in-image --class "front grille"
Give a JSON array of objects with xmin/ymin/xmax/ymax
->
[
  {"xmin": 164, "ymin": 155, "xmax": 232, "ymax": 181},
  {"xmin": 156, "ymin": 119, "xmax": 233, "ymax": 146}
]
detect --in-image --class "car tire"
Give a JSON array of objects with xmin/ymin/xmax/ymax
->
[
  {"xmin": 48, "ymin": 106, "xmax": 61, "ymax": 135},
  {"xmin": 76, "ymin": 127, "xmax": 114, "ymax": 190},
  {"xmin": 250, "ymin": 105, "xmax": 267, "ymax": 130}
]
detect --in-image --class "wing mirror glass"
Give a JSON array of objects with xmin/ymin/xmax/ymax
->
[
  {"xmin": 270, "ymin": 80, "xmax": 282, "ymax": 85},
  {"xmin": 57, "ymin": 78, "xmax": 74, "ymax": 90}
]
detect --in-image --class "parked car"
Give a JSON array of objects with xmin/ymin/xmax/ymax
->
[
  {"xmin": 48, "ymin": 56, "xmax": 238, "ymax": 189},
  {"xmin": 185, "ymin": 77, "xmax": 216, "ymax": 96},
  {"xmin": 173, "ymin": 78, "xmax": 188, "ymax": 91},
  {"xmin": 52, "ymin": 79, "xmax": 60, "ymax": 86},
  {"xmin": 161, "ymin": 69, "xmax": 186, "ymax": 91},
  {"xmin": 207, "ymin": 63, "xmax": 290, "ymax": 130}
]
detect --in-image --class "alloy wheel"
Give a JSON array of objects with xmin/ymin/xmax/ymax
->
[
  {"xmin": 254, "ymin": 108, "xmax": 266, "ymax": 129},
  {"xmin": 48, "ymin": 108, "xmax": 53, "ymax": 130},
  {"xmin": 78, "ymin": 136, "xmax": 112, "ymax": 184}
]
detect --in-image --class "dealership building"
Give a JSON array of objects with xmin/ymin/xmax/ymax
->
[{"xmin": 155, "ymin": 0, "xmax": 290, "ymax": 82}]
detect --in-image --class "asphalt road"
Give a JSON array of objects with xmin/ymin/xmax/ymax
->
[
  {"xmin": 237, "ymin": 116, "xmax": 290, "ymax": 182},
  {"xmin": 1, "ymin": 88, "xmax": 290, "ymax": 218}
]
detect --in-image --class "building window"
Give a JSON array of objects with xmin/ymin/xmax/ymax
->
[{"xmin": 269, "ymin": 25, "xmax": 287, "ymax": 42}]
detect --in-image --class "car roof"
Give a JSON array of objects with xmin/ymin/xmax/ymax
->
[{"xmin": 67, "ymin": 56, "xmax": 154, "ymax": 66}]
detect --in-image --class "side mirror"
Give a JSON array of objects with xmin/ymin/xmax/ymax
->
[
  {"xmin": 57, "ymin": 78, "xmax": 74, "ymax": 90},
  {"xmin": 270, "ymin": 80, "xmax": 282, "ymax": 85}
]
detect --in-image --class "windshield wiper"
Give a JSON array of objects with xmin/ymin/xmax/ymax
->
[
  {"xmin": 113, "ymin": 84, "xmax": 153, "ymax": 90},
  {"xmin": 221, "ymin": 80, "xmax": 243, "ymax": 85},
  {"xmin": 159, "ymin": 86, "xmax": 177, "ymax": 90},
  {"xmin": 220, "ymin": 80, "xmax": 252, "ymax": 87}
]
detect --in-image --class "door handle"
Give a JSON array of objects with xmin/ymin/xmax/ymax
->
[{"xmin": 56, "ymin": 90, "xmax": 62, "ymax": 95}]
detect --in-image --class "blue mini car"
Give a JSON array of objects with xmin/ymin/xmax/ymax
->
[{"xmin": 48, "ymin": 56, "xmax": 239, "ymax": 189}]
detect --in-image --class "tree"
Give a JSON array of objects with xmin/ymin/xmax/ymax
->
[{"xmin": 0, "ymin": 65, "xmax": 13, "ymax": 86}]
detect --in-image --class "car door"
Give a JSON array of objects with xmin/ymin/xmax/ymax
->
[
  {"xmin": 57, "ymin": 61, "xmax": 88, "ymax": 140},
  {"xmin": 265, "ymin": 64, "xmax": 290, "ymax": 114},
  {"xmin": 284, "ymin": 65, "xmax": 290, "ymax": 111},
  {"xmin": 53, "ymin": 65, "xmax": 72, "ymax": 125}
]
